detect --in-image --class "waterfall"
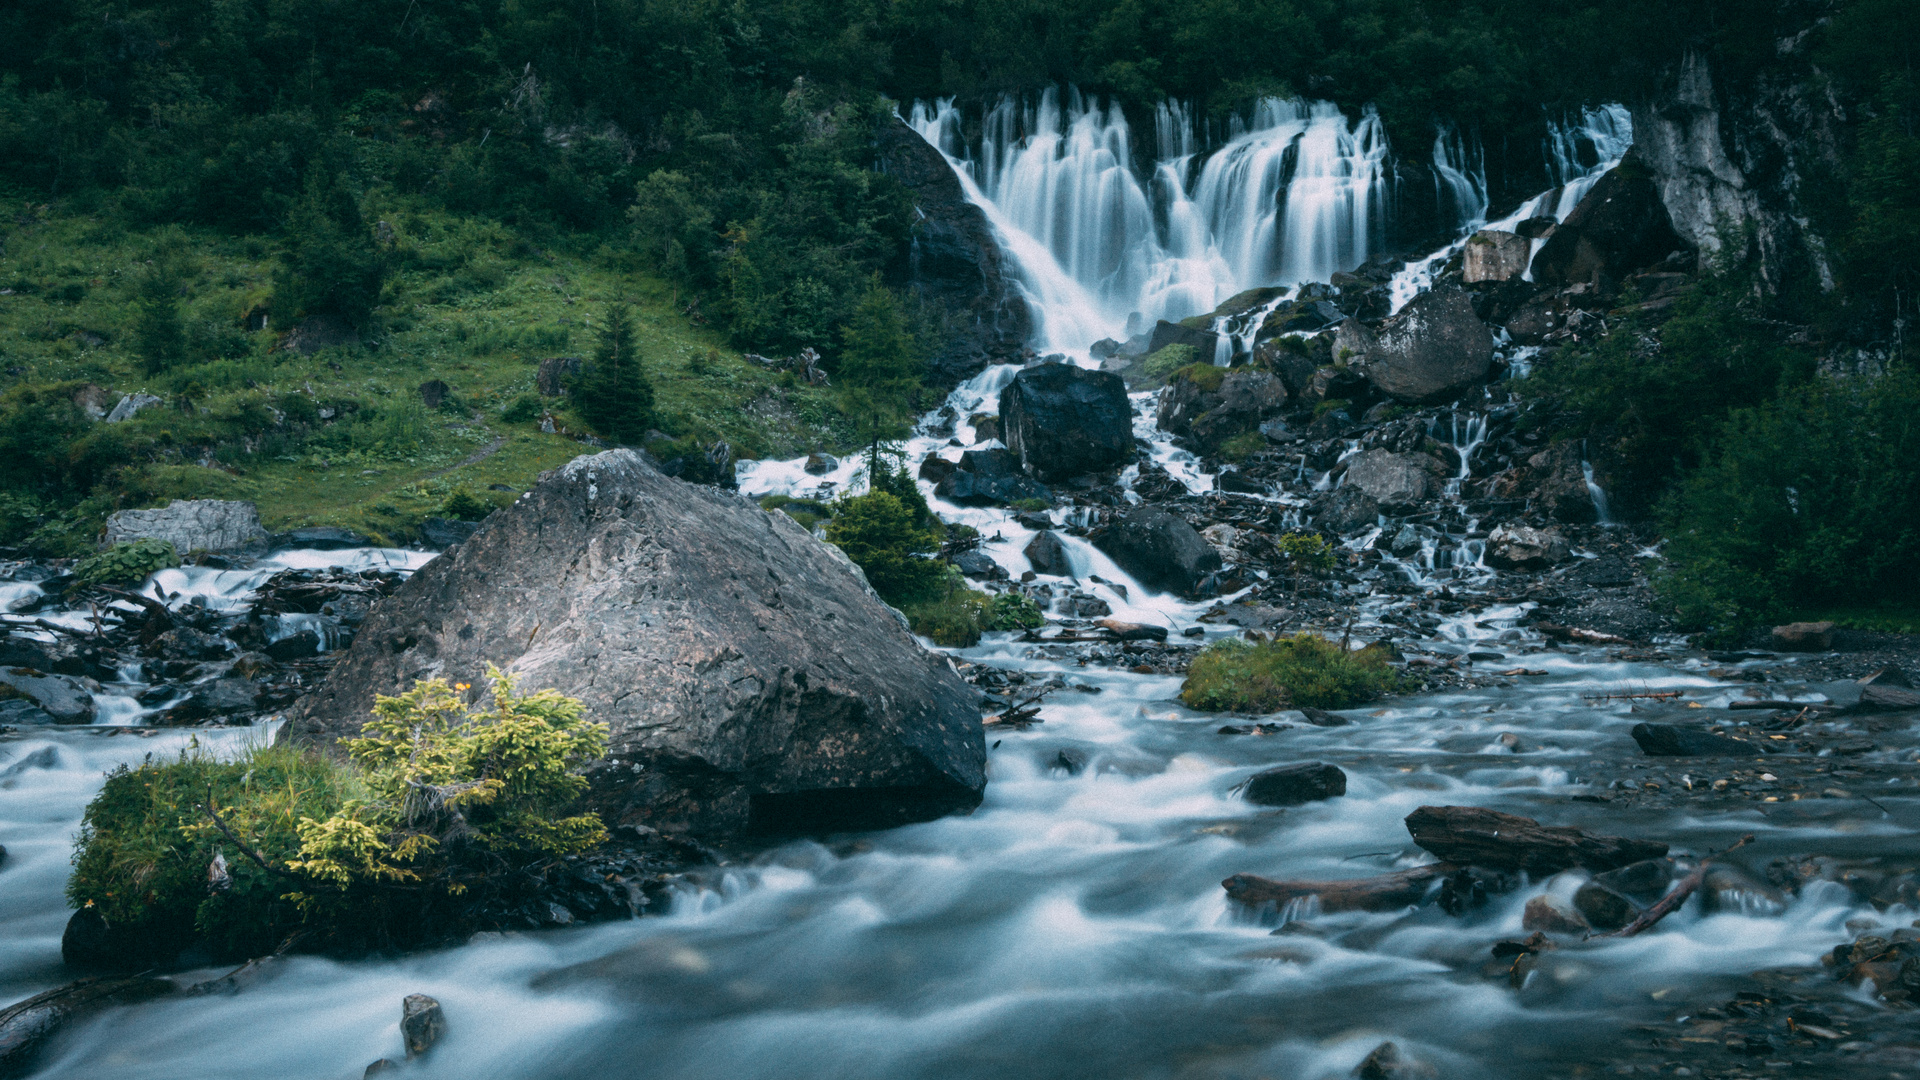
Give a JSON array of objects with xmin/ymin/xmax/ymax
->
[
  {"xmin": 909, "ymin": 90, "xmax": 1389, "ymax": 354},
  {"xmin": 1432, "ymin": 124, "xmax": 1489, "ymax": 233}
]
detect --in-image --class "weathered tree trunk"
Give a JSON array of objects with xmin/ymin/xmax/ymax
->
[
  {"xmin": 1222, "ymin": 864, "xmax": 1455, "ymax": 913},
  {"xmin": 1404, "ymin": 806, "xmax": 1668, "ymax": 874}
]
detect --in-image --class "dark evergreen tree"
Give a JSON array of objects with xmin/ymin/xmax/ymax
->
[
  {"xmin": 272, "ymin": 172, "xmax": 385, "ymax": 330},
  {"xmin": 575, "ymin": 304, "xmax": 655, "ymax": 444},
  {"xmin": 133, "ymin": 263, "xmax": 187, "ymax": 376}
]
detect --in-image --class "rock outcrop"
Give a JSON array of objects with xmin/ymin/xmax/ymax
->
[
  {"xmin": 998, "ymin": 364, "xmax": 1132, "ymax": 482},
  {"xmin": 932, "ymin": 448, "xmax": 1049, "ymax": 505},
  {"xmin": 1343, "ymin": 287, "xmax": 1493, "ymax": 402},
  {"xmin": 1340, "ymin": 449, "xmax": 1447, "ymax": 515},
  {"xmin": 875, "ymin": 118, "xmax": 1031, "ymax": 385},
  {"xmin": 283, "ymin": 450, "xmax": 986, "ymax": 838},
  {"xmin": 102, "ymin": 500, "xmax": 269, "ymax": 554},
  {"xmin": 1157, "ymin": 367, "xmax": 1288, "ymax": 455}
]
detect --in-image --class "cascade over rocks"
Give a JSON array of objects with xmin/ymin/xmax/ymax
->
[
  {"xmin": 1341, "ymin": 287, "xmax": 1493, "ymax": 403},
  {"xmin": 998, "ymin": 364, "xmax": 1132, "ymax": 482},
  {"xmin": 876, "ymin": 118, "xmax": 1031, "ymax": 385},
  {"xmin": 1089, "ymin": 508, "xmax": 1222, "ymax": 599},
  {"xmin": 282, "ymin": 450, "xmax": 986, "ymax": 838}
]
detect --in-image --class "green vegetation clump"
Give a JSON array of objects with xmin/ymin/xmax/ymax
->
[
  {"xmin": 1217, "ymin": 431, "xmax": 1265, "ymax": 463},
  {"xmin": 1142, "ymin": 344, "xmax": 1199, "ymax": 383},
  {"xmin": 1169, "ymin": 362, "xmax": 1228, "ymax": 394},
  {"xmin": 760, "ymin": 494, "xmax": 834, "ymax": 532},
  {"xmin": 986, "ymin": 592, "xmax": 1044, "ymax": 631},
  {"xmin": 67, "ymin": 667, "xmax": 609, "ymax": 959},
  {"xmin": 826, "ymin": 489, "xmax": 944, "ymax": 603},
  {"xmin": 1276, "ymin": 531, "xmax": 1337, "ymax": 591},
  {"xmin": 73, "ymin": 539, "xmax": 179, "ymax": 586},
  {"xmin": 440, "ymin": 484, "xmax": 491, "ymax": 521},
  {"xmin": 1655, "ymin": 370, "xmax": 1920, "ymax": 635},
  {"xmin": 1180, "ymin": 634, "xmax": 1400, "ymax": 712},
  {"xmin": 902, "ymin": 584, "xmax": 993, "ymax": 647}
]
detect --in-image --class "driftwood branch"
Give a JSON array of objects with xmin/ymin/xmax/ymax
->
[
  {"xmin": 203, "ymin": 789, "xmax": 303, "ymax": 882},
  {"xmin": 1605, "ymin": 833, "xmax": 1755, "ymax": 938}
]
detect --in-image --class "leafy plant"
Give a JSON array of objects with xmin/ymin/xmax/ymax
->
[
  {"xmin": 1142, "ymin": 344, "xmax": 1199, "ymax": 382},
  {"xmin": 825, "ymin": 488, "xmax": 944, "ymax": 604},
  {"xmin": 1217, "ymin": 431, "xmax": 1265, "ymax": 463},
  {"xmin": 441, "ymin": 484, "xmax": 490, "ymax": 521},
  {"xmin": 986, "ymin": 592, "xmax": 1044, "ymax": 631},
  {"xmin": 500, "ymin": 393, "xmax": 544, "ymax": 424},
  {"xmin": 1275, "ymin": 531, "xmax": 1336, "ymax": 591},
  {"xmin": 902, "ymin": 580, "xmax": 991, "ymax": 647},
  {"xmin": 1180, "ymin": 633, "xmax": 1400, "ymax": 712},
  {"xmin": 73, "ymin": 538, "xmax": 179, "ymax": 585}
]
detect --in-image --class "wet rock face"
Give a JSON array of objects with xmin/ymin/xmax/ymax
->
[
  {"xmin": 1463, "ymin": 230, "xmax": 1531, "ymax": 283},
  {"xmin": 1024, "ymin": 531, "xmax": 1073, "ymax": 577},
  {"xmin": 1089, "ymin": 508, "xmax": 1223, "ymax": 599},
  {"xmin": 874, "ymin": 118, "xmax": 1031, "ymax": 384},
  {"xmin": 1530, "ymin": 163, "xmax": 1686, "ymax": 289},
  {"xmin": 282, "ymin": 449, "xmax": 986, "ymax": 839},
  {"xmin": 998, "ymin": 364, "xmax": 1132, "ymax": 483},
  {"xmin": 1157, "ymin": 368, "xmax": 1288, "ymax": 455},
  {"xmin": 1343, "ymin": 287, "xmax": 1493, "ymax": 403},
  {"xmin": 1484, "ymin": 525, "xmax": 1569, "ymax": 570},
  {"xmin": 102, "ymin": 500, "xmax": 269, "ymax": 554},
  {"xmin": 1242, "ymin": 762, "xmax": 1347, "ymax": 806}
]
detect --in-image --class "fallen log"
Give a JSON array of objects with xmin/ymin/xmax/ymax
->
[
  {"xmin": 1404, "ymin": 805, "xmax": 1668, "ymax": 875},
  {"xmin": 0, "ymin": 976, "xmax": 177, "ymax": 1077},
  {"xmin": 1222, "ymin": 864, "xmax": 1455, "ymax": 913},
  {"xmin": 1606, "ymin": 834, "xmax": 1754, "ymax": 938},
  {"xmin": 1535, "ymin": 623, "xmax": 1634, "ymax": 645}
]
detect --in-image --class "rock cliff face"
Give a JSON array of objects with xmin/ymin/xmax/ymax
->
[
  {"xmin": 874, "ymin": 117, "xmax": 1031, "ymax": 385},
  {"xmin": 1630, "ymin": 48, "xmax": 1845, "ymax": 294},
  {"xmin": 283, "ymin": 450, "xmax": 986, "ymax": 838}
]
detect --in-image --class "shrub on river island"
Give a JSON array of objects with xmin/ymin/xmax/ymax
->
[
  {"xmin": 1180, "ymin": 633, "xmax": 1400, "ymax": 712},
  {"xmin": 67, "ymin": 667, "xmax": 608, "ymax": 961},
  {"xmin": 73, "ymin": 538, "xmax": 179, "ymax": 586}
]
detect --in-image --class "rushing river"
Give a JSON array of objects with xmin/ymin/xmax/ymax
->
[{"xmin": 3, "ymin": 411, "xmax": 1912, "ymax": 1077}]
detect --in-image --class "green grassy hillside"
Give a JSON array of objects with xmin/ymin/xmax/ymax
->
[{"xmin": 0, "ymin": 200, "xmax": 854, "ymax": 549}]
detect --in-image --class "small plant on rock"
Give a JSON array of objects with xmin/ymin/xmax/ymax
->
[
  {"xmin": 1276, "ymin": 531, "xmax": 1337, "ymax": 592},
  {"xmin": 1180, "ymin": 633, "xmax": 1399, "ymax": 712}
]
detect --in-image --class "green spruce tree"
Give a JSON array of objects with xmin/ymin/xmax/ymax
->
[
  {"xmin": 133, "ymin": 262, "xmax": 188, "ymax": 376},
  {"xmin": 575, "ymin": 304, "xmax": 655, "ymax": 444},
  {"xmin": 272, "ymin": 172, "xmax": 385, "ymax": 330}
]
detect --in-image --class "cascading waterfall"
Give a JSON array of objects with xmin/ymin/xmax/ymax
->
[
  {"xmin": 1431, "ymin": 124, "xmax": 1489, "ymax": 233},
  {"xmin": 909, "ymin": 90, "xmax": 1389, "ymax": 353}
]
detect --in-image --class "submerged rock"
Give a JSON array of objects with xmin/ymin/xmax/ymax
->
[
  {"xmin": 0, "ymin": 976, "xmax": 177, "ymax": 1076},
  {"xmin": 1630, "ymin": 723, "xmax": 1755, "ymax": 757},
  {"xmin": 283, "ymin": 450, "xmax": 985, "ymax": 839},
  {"xmin": 998, "ymin": 364, "xmax": 1132, "ymax": 482},
  {"xmin": 1241, "ymin": 762, "xmax": 1347, "ymax": 806}
]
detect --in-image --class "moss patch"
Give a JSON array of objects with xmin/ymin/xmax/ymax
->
[{"xmin": 1180, "ymin": 633, "xmax": 1401, "ymax": 712}]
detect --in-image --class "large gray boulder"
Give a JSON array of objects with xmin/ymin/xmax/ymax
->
[
  {"xmin": 282, "ymin": 450, "xmax": 984, "ymax": 838},
  {"xmin": 999, "ymin": 364, "xmax": 1133, "ymax": 482},
  {"xmin": 1340, "ymin": 449, "xmax": 1447, "ymax": 514},
  {"xmin": 1089, "ymin": 508, "xmax": 1222, "ymax": 598},
  {"xmin": 102, "ymin": 500, "xmax": 268, "ymax": 554},
  {"xmin": 0, "ymin": 668, "xmax": 94, "ymax": 724},
  {"xmin": 1343, "ymin": 287, "xmax": 1493, "ymax": 402}
]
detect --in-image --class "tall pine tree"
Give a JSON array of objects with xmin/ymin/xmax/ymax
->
[{"xmin": 575, "ymin": 304, "xmax": 654, "ymax": 444}]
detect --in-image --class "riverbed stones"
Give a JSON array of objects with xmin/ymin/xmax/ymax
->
[
  {"xmin": 998, "ymin": 364, "xmax": 1132, "ymax": 482},
  {"xmin": 1241, "ymin": 762, "xmax": 1347, "ymax": 806},
  {"xmin": 1572, "ymin": 880, "xmax": 1638, "ymax": 930},
  {"xmin": 282, "ymin": 449, "xmax": 985, "ymax": 838},
  {"xmin": 102, "ymin": 499, "xmax": 269, "ymax": 554},
  {"xmin": 1314, "ymin": 487, "xmax": 1380, "ymax": 534},
  {"xmin": 1343, "ymin": 286, "xmax": 1493, "ymax": 402},
  {"xmin": 1404, "ymin": 805, "xmax": 1669, "ymax": 874},
  {"xmin": 1089, "ymin": 508, "xmax": 1222, "ymax": 598}
]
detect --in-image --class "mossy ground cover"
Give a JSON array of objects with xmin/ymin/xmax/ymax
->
[{"xmin": 0, "ymin": 200, "xmax": 856, "ymax": 548}]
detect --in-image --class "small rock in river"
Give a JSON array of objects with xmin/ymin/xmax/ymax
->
[
  {"xmin": 1242, "ymin": 762, "xmax": 1346, "ymax": 806},
  {"xmin": 1572, "ymin": 881, "xmax": 1638, "ymax": 931},
  {"xmin": 401, "ymin": 993, "xmax": 446, "ymax": 1058},
  {"xmin": 1522, "ymin": 894, "xmax": 1590, "ymax": 934},
  {"xmin": 1630, "ymin": 723, "xmax": 1753, "ymax": 757}
]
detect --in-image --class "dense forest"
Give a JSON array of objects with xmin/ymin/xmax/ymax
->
[{"xmin": 0, "ymin": 0, "xmax": 1916, "ymax": 632}]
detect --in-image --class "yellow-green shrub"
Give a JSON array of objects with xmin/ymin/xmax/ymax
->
[{"xmin": 1180, "ymin": 633, "xmax": 1400, "ymax": 712}]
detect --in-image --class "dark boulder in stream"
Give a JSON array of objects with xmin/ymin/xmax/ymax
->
[
  {"xmin": 1630, "ymin": 723, "xmax": 1756, "ymax": 757},
  {"xmin": 283, "ymin": 449, "xmax": 986, "ymax": 838},
  {"xmin": 998, "ymin": 363, "xmax": 1133, "ymax": 482},
  {"xmin": 1089, "ymin": 508, "xmax": 1222, "ymax": 599}
]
